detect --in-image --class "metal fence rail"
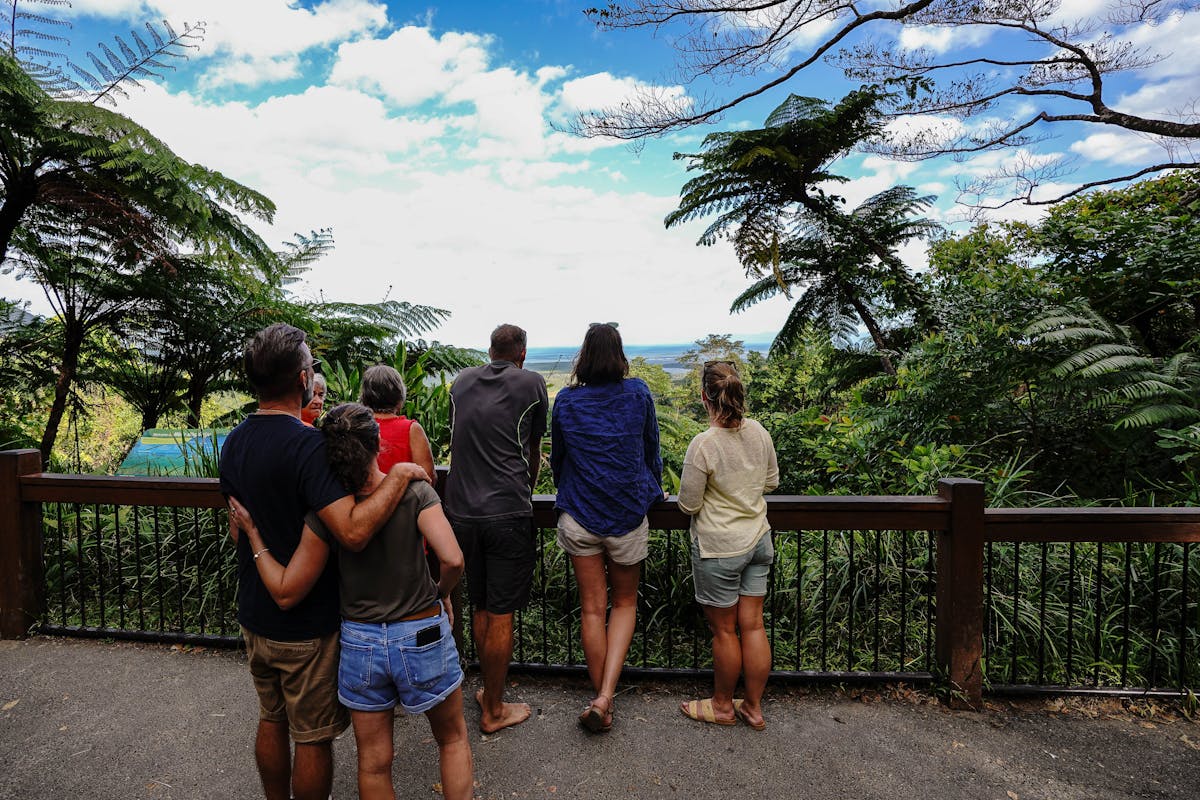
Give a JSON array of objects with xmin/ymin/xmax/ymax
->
[
  {"xmin": 5, "ymin": 449, "xmax": 1200, "ymax": 708},
  {"xmin": 983, "ymin": 509, "xmax": 1200, "ymax": 696},
  {"xmin": 487, "ymin": 525, "xmax": 938, "ymax": 685}
]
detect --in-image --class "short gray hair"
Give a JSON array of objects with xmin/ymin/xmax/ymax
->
[{"xmin": 359, "ymin": 365, "xmax": 406, "ymax": 413}]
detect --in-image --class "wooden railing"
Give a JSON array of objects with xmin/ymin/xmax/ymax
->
[{"xmin": 3, "ymin": 449, "xmax": 1199, "ymax": 709}]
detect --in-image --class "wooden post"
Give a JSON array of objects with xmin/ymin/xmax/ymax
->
[
  {"xmin": 936, "ymin": 478, "xmax": 985, "ymax": 710},
  {"xmin": 0, "ymin": 449, "xmax": 44, "ymax": 639}
]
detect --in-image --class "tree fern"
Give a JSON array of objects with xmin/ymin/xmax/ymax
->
[
  {"xmin": 2, "ymin": 1, "xmax": 204, "ymax": 104},
  {"xmin": 1030, "ymin": 304, "xmax": 1200, "ymax": 431}
]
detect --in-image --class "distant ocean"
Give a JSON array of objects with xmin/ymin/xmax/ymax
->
[{"xmin": 524, "ymin": 342, "xmax": 771, "ymax": 377}]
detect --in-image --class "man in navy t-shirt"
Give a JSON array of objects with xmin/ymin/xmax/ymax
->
[{"xmin": 220, "ymin": 323, "xmax": 428, "ymax": 800}]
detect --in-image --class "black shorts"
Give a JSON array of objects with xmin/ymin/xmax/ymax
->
[{"xmin": 449, "ymin": 516, "xmax": 536, "ymax": 614}]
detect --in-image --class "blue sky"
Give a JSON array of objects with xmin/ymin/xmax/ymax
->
[{"xmin": 5, "ymin": 1, "xmax": 1198, "ymax": 349}]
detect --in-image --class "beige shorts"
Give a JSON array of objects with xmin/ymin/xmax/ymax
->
[
  {"xmin": 241, "ymin": 626, "xmax": 350, "ymax": 744},
  {"xmin": 556, "ymin": 511, "xmax": 649, "ymax": 565}
]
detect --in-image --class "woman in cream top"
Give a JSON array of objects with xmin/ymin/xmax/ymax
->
[{"xmin": 677, "ymin": 361, "xmax": 778, "ymax": 730}]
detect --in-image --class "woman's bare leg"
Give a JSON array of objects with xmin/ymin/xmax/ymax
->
[
  {"xmin": 425, "ymin": 687, "xmax": 474, "ymax": 800},
  {"xmin": 736, "ymin": 595, "xmax": 770, "ymax": 726},
  {"xmin": 697, "ymin": 603, "xmax": 740, "ymax": 722},
  {"xmin": 597, "ymin": 558, "xmax": 640, "ymax": 710},
  {"xmin": 350, "ymin": 709, "xmax": 394, "ymax": 800},
  {"xmin": 572, "ymin": 553, "xmax": 610, "ymax": 698}
]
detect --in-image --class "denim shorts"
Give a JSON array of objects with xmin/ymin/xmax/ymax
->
[
  {"xmin": 337, "ymin": 607, "xmax": 463, "ymax": 714},
  {"xmin": 690, "ymin": 533, "xmax": 774, "ymax": 608}
]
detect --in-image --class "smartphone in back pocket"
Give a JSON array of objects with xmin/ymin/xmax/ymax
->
[{"xmin": 415, "ymin": 624, "xmax": 441, "ymax": 647}]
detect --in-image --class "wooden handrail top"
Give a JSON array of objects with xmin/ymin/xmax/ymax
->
[
  {"xmin": 19, "ymin": 471, "xmax": 949, "ymax": 529},
  {"xmin": 985, "ymin": 507, "xmax": 1200, "ymax": 543},
  {"xmin": 20, "ymin": 471, "xmax": 1200, "ymax": 542},
  {"xmin": 20, "ymin": 473, "xmax": 226, "ymax": 509}
]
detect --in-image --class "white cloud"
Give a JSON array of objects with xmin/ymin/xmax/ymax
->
[
  {"xmin": 559, "ymin": 72, "xmax": 685, "ymax": 113},
  {"xmin": 947, "ymin": 148, "xmax": 1064, "ymax": 179},
  {"xmin": 101, "ymin": 77, "xmax": 784, "ymax": 347},
  {"xmin": 1047, "ymin": 0, "xmax": 1116, "ymax": 25},
  {"xmin": 1069, "ymin": 131, "xmax": 1168, "ymax": 165},
  {"xmin": 1122, "ymin": 8, "xmax": 1200, "ymax": 80},
  {"xmin": 330, "ymin": 26, "xmax": 688, "ymax": 162},
  {"xmin": 898, "ymin": 25, "xmax": 991, "ymax": 54},
  {"xmin": 717, "ymin": 8, "xmax": 840, "ymax": 59},
  {"xmin": 330, "ymin": 27, "xmax": 492, "ymax": 106},
  {"xmin": 71, "ymin": 0, "xmax": 389, "ymax": 87}
]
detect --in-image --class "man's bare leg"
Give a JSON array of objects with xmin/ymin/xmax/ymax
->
[
  {"xmin": 474, "ymin": 610, "xmax": 530, "ymax": 733},
  {"xmin": 255, "ymin": 720, "xmax": 291, "ymax": 800},
  {"xmin": 291, "ymin": 741, "xmax": 334, "ymax": 800}
]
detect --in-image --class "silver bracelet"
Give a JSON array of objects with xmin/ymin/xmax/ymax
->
[{"xmin": 253, "ymin": 547, "xmax": 269, "ymax": 560}]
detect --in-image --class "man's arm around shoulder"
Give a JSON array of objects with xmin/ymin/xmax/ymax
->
[{"xmin": 315, "ymin": 462, "xmax": 431, "ymax": 552}]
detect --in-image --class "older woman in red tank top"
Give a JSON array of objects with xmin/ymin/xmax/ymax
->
[{"xmin": 360, "ymin": 365, "xmax": 436, "ymax": 480}]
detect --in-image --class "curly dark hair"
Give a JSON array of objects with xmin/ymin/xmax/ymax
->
[{"xmin": 320, "ymin": 403, "xmax": 380, "ymax": 494}]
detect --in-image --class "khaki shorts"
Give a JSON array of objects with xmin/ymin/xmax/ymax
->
[
  {"xmin": 556, "ymin": 511, "xmax": 649, "ymax": 565},
  {"xmin": 241, "ymin": 627, "xmax": 350, "ymax": 744}
]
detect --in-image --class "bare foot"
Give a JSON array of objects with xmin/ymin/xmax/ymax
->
[{"xmin": 476, "ymin": 688, "xmax": 531, "ymax": 733}]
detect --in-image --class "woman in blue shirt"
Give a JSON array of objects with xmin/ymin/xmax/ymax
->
[{"xmin": 551, "ymin": 322, "xmax": 664, "ymax": 732}]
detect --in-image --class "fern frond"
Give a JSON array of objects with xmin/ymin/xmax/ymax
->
[{"xmin": 1115, "ymin": 404, "xmax": 1200, "ymax": 430}]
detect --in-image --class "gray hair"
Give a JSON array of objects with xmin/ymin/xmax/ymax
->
[{"xmin": 359, "ymin": 364, "xmax": 406, "ymax": 413}]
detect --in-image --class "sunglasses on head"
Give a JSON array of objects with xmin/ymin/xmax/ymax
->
[{"xmin": 589, "ymin": 321, "xmax": 619, "ymax": 329}]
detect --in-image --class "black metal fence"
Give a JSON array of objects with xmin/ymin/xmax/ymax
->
[
  {"xmin": 983, "ymin": 539, "xmax": 1197, "ymax": 694},
  {"xmin": 33, "ymin": 498, "xmax": 941, "ymax": 684},
  {"xmin": 491, "ymin": 526, "xmax": 937, "ymax": 683}
]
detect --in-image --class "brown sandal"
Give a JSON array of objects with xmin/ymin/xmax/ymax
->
[{"xmin": 579, "ymin": 696, "xmax": 613, "ymax": 733}]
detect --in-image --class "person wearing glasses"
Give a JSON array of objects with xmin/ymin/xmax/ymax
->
[
  {"xmin": 550, "ymin": 322, "xmax": 664, "ymax": 732},
  {"xmin": 229, "ymin": 402, "xmax": 473, "ymax": 800},
  {"xmin": 677, "ymin": 360, "xmax": 778, "ymax": 731},
  {"xmin": 220, "ymin": 323, "xmax": 430, "ymax": 800}
]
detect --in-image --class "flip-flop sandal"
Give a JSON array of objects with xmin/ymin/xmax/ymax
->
[
  {"xmin": 733, "ymin": 699, "xmax": 766, "ymax": 731},
  {"xmin": 680, "ymin": 698, "xmax": 736, "ymax": 726},
  {"xmin": 579, "ymin": 700, "xmax": 613, "ymax": 733}
]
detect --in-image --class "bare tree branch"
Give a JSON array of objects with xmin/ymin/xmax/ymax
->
[{"xmin": 580, "ymin": 0, "xmax": 1200, "ymax": 206}]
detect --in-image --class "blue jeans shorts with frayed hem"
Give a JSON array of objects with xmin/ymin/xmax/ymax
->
[
  {"xmin": 690, "ymin": 532, "xmax": 774, "ymax": 608},
  {"xmin": 337, "ymin": 607, "xmax": 463, "ymax": 715}
]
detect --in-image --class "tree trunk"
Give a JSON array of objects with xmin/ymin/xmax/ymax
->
[
  {"xmin": 185, "ymin": 375, "xmax": 206, "ymax": 429},
  {"xmin": 0, "ymin": 184, "xmax": 36, "ymax": 270},
  {"xmin": 846, "ymin": 294, "xmax": 897, "ymax": 376},
  {"xmin": 39, "ymin": 333, "xmax": 82, "ymax": 469},
  {"xmin": 140, "ymin": 408, "xmax": 160, "ymax": 433}
]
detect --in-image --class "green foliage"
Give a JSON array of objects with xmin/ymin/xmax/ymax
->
[
  {"xmin": 1032, "ymin": 172, "xmax": 1200, "ymax": 357},
  {"xmin": 628, "ymin": 356, "xmax": 672, "ymax": 398}
]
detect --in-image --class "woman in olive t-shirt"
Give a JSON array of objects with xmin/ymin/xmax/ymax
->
[{"xmin": 230, "ymin": 403, "xmax": 474, "ymax": 800}]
